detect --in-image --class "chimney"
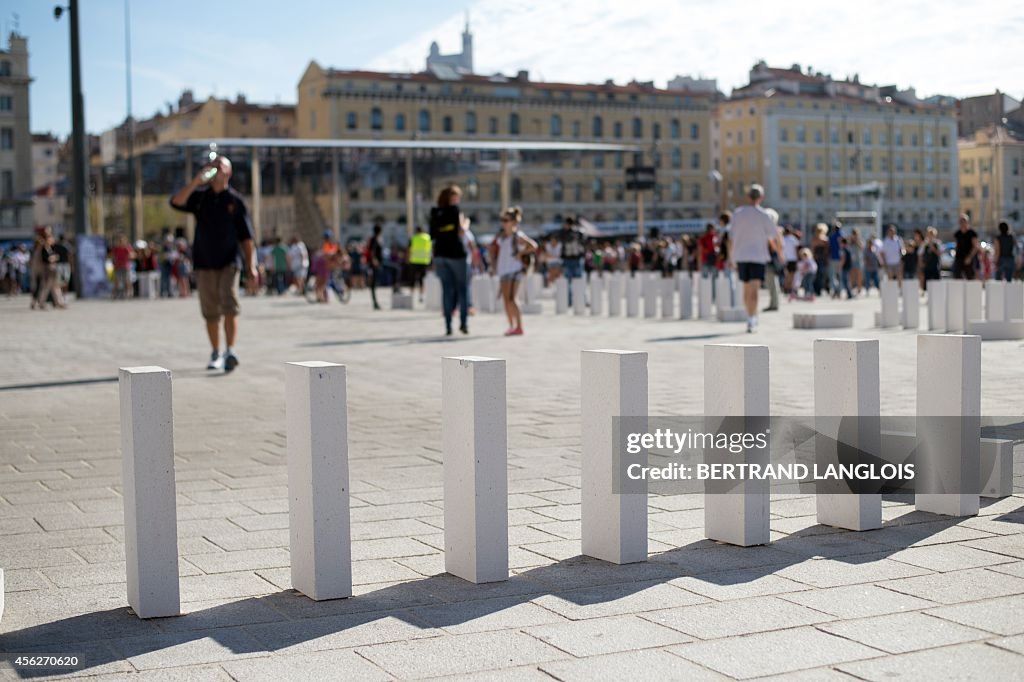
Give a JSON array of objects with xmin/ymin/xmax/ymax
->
[{"xmin": 516, "ymin": 70, "xmax": 529, "ymax": 82}]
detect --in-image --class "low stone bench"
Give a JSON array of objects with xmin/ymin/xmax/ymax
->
[
  {"xmin": 717, "ymin": 307, "xmax": 747, "ymax": 322},
  {"xmin": 391, "ymin": 291, "xmax": 414, "ymax": 310},
  {"xmin": 793, "ymin": 311, "xmax": 854, "ymax": 329},
  {"xmin": 965, "ymin": 319, "xmax": 1024, "ymax": 340}
]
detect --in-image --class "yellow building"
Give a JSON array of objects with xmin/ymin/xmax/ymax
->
[
  {"xmin": 296, "ymin": 61, "xmax": 717, "ymax": 233},
  {"xmin": 958, "ymin": 125, "xmax": 1024, "ymax": 231},
  {"xmin": 714, "ymin": 63, "xmax": 959, "ymax": 233}
]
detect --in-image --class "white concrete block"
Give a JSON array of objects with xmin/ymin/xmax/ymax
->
[
  {"xmin": 625, "ymin": 274, "xmax": 640, "ymax": 317},
  {"xmin": 643, "ymin": 273, "xmax": 659, "ymax": 318},
  {"xmin": 581, "ymin": 350, "xmax": 648, "ymax": 564},
  {"xmin": 138, "ymin": 271, "xmax": 160, "ymax": 299},
  {"xmin": 980, "ymin": 438, "xmax": 1014, "ymax": 499},
  {"xmin": 697, "ymin": 275, "xmax": 713, "ymax": 319},
  {"xmin": 902, "ymin": 279, "xmax": 920, "ymax": 329},
  {"xmin": 555, "ymin": 277, "xmax": 568, "ymax": 314},
  {"xmin": 928, "ymin": 280, "xmax": 947, "ymax": 331},
  {"xmin": 880, "ymin": 280, "xmax": 900, "ymax": 328},
  {"xmin": 119, "ymin": 366, "xmax": 180, "ymax": 619},
  {"xmin": 390, "ymin": 291, "xmax": 413, "ymax": 310},
  {"xmin": 986, "ymin": 280, "xmax": 1006, "ymax": 322},
  {"xmin": 793, "ymin": 311, "xmax": 854, "ymax": 329},
  {"xmin": 964, "ymin": 280, "xmax": 983, "ymax": 327},
  {"xmin": 703, "ymin": 344, "xmax": 771, "ymax": 546},
  {"xmin": 678, "ymin": 272, "xmax": 693, "ymax": 320},
  {"xmin": 715, "ymin": 272, "xmax": 732, "ymax": 312},
  {"xmin": 524, "ymin": 273, "xmax": 542, "ymax": 306},
  {"xmin": 915, "ymin": 334, "xmax": 981, "ymax": 517},
  {"xmin": 607, "ymin": 272, "xmax": 623, "ymax": 317},
  {"xmin": 717, "ymin": 307, "xmax": 747, "ymax": 322},
  {"xmin": 442, "ymin": 356, "xmax": 508, "ymax": 583},
  {"xmin": 425, "ymin": 272, "xmax": 442, "ymax": 311},
  {"xmin": 572, "ymin": 278, "xmax": 587, "ymax": 315},
  {"xmin": 965, "ymin": 319, "xmax": 1024, "ymax": 340},
  {"xmin": 661, "ymin": 278, "xmax": 676, "ymax": 318},
  {"xmin": 520, "ymin": 302, "xmax": 543, "ymax": 315},
  {"xmin": 488, "ymin": 275, "xmax": 500, "ymax": 313},
  {"xmin": 814, "ymin": 339, "xmax": 883, "ymax": 531},
  {"xmin": 946, "ymin": 280, "xmax": 965, "ymax": 333},
  {"xmin": 1006, "ymin": 281, "xmax": 1024, "ymax": 320},
  {"xmin": 590, "ymin": 275, "xmax": 604, "ymax": 316},
  {"xmin": 286, "ymin": 361, "xmax": 352, "ymax": 601}
]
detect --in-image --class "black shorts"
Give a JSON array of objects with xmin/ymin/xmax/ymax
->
[
  {"xmin": 736, "ymin": 262, "xmax": 766, "ymax": 282},
  {"xmin": 785, "ymin": 262, "xmax": 797, "ymax": 274}
]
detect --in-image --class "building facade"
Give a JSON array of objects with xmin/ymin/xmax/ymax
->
[
  {"xmin": 0, "ymin": 32, "xmax": 33, "ymax": 239},
  {"xmin": 714, "ymin": 63, "xmax": 959, "ymax": 232},
  {"xmin": 296, "ymin": 61, "xmax": 718, "ymax": 233},
  {"xmin": 958, "ymin": 91, "xmax": 1021, "ymax": 138},
  {"xmin": 958, "ymin": 125, "xmax": 1024, "ymax": 232},
  {"xmin": 32, "ymin": 133, "xmax": 65, "ymax": 231}
]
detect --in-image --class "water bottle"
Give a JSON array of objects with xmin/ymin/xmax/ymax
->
[{"xmin": 201, "ymin": 144, "xmax": 218, "ymax": 182}]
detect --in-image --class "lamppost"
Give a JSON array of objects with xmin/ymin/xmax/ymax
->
[
  {"xmin": 54, "ymin": 1, "xmax": 87, "ymax": 238},
  {"xmin": 124, "ymin": 0, "xmax": 136, "ymax": 242}
]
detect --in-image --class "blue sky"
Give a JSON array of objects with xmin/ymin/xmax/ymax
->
[
  {"xmin": 7, "ymin": 0, "xmax": 1023, "ymax": 138},
  {"xmin": 8, "ymin": 0, "xmax": 466, "ymax": 136}
]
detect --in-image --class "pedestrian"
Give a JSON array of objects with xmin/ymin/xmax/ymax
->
[
  {"xmin": 111, "ymin": 233, "xmax": 135, "ymax": 300},
  {"xmin": 287, "ymin": 234, "xmax": 309, "ymax": 293},
  {"xmin": 30, "ymin": 228, "xmax": 62, "ymax": 310},
  {"xmin": 729, "ymin": 183, "xmax": 779, "ymax": 333},
  {"xmin": 952, "ymin": 214, "xmax": 979, "ymax": 280},
  {"xmin": 429, "ymin": 184, "xmax": 470, "ymax": 335},
  {"xmin": 782, "ymin": 227, "xmax": 799, "ymax": 294},
  {"xmin": 461, "ymin": 221, "xmax": 481, "ymax": 315},
  {"xmin": 994, "ymin": 221, "xmax": 1016, "ymax": 282},
  {"xmin": 839, "ymin": 237, "xmax": 854, "ymax": 298},
  {"xmin": 828, "ymin": 222, "xmax": 843, "ymax": 298},
  {"xmin": 697, "ymin": 222, "xmax": 718, "ymax": 299},
  {"xmin": 763, "ymin": 209, "xmax": 783, "ymax": 312},
  {"xmin": 847, "ymin": 230, "xmax": 864, "ymax": 296},
  {"xmin": 921, "ymin": 226, "xmax": 942, "ymax": 290},
  {"xmin": 903, "ymin": 230, "xmax": 922, "ymax": 285},
  {"xmin": 863, "ymin": 239, "xmax": 881, "ymax": 294},
  {"xmin": 811, "ymin": 223, "xmax": 830, "ymax": 296},
  {"xmin": 791, "ymin": 247, "xmax": 817, "ymax": 301},
  {"xmin": 170, "ymin": 154, "xmax": 257, "ymax": 373},
  {"xmin": 490, "ymin": 206, "xmax": 537, "ymax": 336},
  {"xmin": 881, "ymin": 225, "xmax": 904, "ymax": 281},
  {"xmin": 718, "ymin": 230, "xmax": 735, "ymax": 307},
  {"xmin": 54, "ymin": 234, "xmax": 74, "ymax": 301},
  {"xmin": 408, "ymin": 225, "xmax": 432, "ymax": 302},
  {"xmin": 558, "ymin": 217, "xmax": 585, "ymax": 305},
  {"xmin": 365, "ymin": 224, "xmax": 384, "ymax": 310}
]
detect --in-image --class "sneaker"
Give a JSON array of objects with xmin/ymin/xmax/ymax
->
[
  {"xmin": 460, "ymin": 325, "xmax": 469, "ymax": 335},
  {"xmin": 511, "ymin": 327, "xmax": 524, "ymax": 336},
  {"xmin": 746, "ymin": 321, "xmax": 753, "ymax": 333},
  {"xmin": 223, "ymin": 351, "xmax": 239, "ymax": 373},
  {"xmin": 207, "ymin": 351, "xmax": 224, "ymax": 371}
]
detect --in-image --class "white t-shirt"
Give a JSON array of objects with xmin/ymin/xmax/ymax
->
[
  {"xmin": 783, "ymin": 234, "xmax": 800, "ymax": 263},
  {"xmin": 496, "ymin": 233, "xmax": 523, "ymax": 277},
  {"xmin": 882, "ymin": 237, "xmax": 903, "ymax": 267},
  {"xmin": 288, "ymin": 242, "xmax": 309, "ymax": 270},
  {"xmin": 462, "ymin": 229, "xmax": 477, "ymax": 266},
  {"xmin": 729, "ymin": 205, "xmax": 779, "ymax": 264}
]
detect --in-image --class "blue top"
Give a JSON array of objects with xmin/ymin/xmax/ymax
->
[{"xmin": 828, "ymin": 229, "xmax": 842, "ymax": 260}]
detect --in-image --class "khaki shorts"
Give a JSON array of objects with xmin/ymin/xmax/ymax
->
[{"xmin": 196, "ymin": 266, "xmax": 240, "ymax": 320}]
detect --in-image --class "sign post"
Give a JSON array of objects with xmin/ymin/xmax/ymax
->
[{"xmin": 625, "ymin": 162, "xmax": 656, "ymax": 239}]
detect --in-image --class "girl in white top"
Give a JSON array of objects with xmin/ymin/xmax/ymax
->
[{"xmin": 491, "ymin": 206, "xmax": 537, "ymax": 336}]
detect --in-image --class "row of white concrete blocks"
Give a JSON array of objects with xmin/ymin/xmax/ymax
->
[
  {"xmin": 117, "ymin": 334, "xmax": 1013, "ymax": 619},
  {"xmin": 877, "ymin": 279, "xmax": 1024, "ymax": 340},
  {"xmin": 425, "ymin": 271, "xmax": 744, "ymax": 321}
]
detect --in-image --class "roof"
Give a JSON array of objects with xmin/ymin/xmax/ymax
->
[{"xmin": 171, "ymin": 137, "xmax": 642, "ymax": 152}]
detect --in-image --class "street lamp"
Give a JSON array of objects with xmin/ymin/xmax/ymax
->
[{"xmin": 54, "ymin": 1, "xmax": 88, "ymax": 238}]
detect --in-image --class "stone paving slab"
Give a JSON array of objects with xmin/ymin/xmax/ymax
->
[{"xmin": 1, "ymin": 290, "xmax": 1023, "ymax": 680}]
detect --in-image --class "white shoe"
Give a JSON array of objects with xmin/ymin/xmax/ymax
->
[{"xmin": 207, "ymin": 351, "xmax": 224, "ymax": 370}]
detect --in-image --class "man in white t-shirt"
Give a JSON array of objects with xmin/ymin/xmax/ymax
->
[
  {"xmin": 730, "ymin": 183, "xmax": 781, "ymax": 332},
  {"xmin": 881, "ymin": 225, "xmax": 904, "ymax": 280}
]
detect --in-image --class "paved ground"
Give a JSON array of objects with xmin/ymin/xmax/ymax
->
[{"xmin": 1, "ymin": 282, "xmax": 1022, "ymax": 681}]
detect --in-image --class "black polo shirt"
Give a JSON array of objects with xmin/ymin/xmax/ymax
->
[{"xmin": 170, "ymin": 186, "xmax": 254, "ymax": 270}]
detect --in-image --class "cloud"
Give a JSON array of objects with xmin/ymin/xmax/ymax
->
[{"xmin": 365, "ymin": 0, "xmax": 1024, "ymax": 98}]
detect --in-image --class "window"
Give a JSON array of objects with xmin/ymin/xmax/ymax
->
[
  {"xmin": 653, "ymin": 122, "xmax": 661, "ymax": 140},
  {"xmin": 443, "ymin": 116, "xmax": 453, "ymax": 133},
  {"xmin": 632, "ymin": 117, "xmax": 643, "ymax": 138},
  {"xmin": 671, "ymin": 148, "xmax": 681, "ymax": 169},
  {"xmin": 942, "ymin": 158, "xmax": 950, "ymax": 173},
  {"xmin": 926, "ymin": 156, "xmax": 934, "ymax": 172},
  {"xmin": 553, "ymin": 178, "xmax": 564, "ymax": 202},
  {"xmin": 0, "ymin": 170, "xmax": 11, "ymax": 199},
  {"xmin": 797, "ymin": 153, "xmax": 806, "ymax": 170},
  {"xmin": 346, "ymin": 112, "xmax": 357, "ymax": 130},
  {"xmin": 814, "ymin": 129, "xmax": 823, "ymax": 144},
  {"xmin": 911, "ymin": 133, "xmax": 918, "ymax": 147},
  {"xmin": 615, "ymin": 152, "xmax": 624, "ymax": 169},
  {"xmin": 571, "ymin": 120, "xmax": 580, "ymax": 138},
  {"xmin": 690, "ymin": 123, "xmax": 699, "ymax": 140},
  {"xmin": 864, "ymin": 155, "xmax": 872, "ymax": 171},
  {"xmin": 796, "ymin": 125, "xmax": 806, "ymax": 143},
  {"xmin": 309, "ymin": 110, "xmax": 316, "ymax": 131},
  {"xmin": 816, "ymin": 185, "xmax": 823, "ymax": 198},
  {"xmin": 465, "ymin": 111, "xmax": 477, "ymax": 134},
  {"xmin": 982, "ymin": 185, "xmax": 989, "ymax": 199},
  {"xmin": 593, "ymin": 177, "xmax": 604, "ymax": 201},
  {"xmin": 815, "ymin": 155, "xmax": 823, "ymax": 171},
  {"xmin": 672, "ymin": 179, "xmax": 682, "ymax": 201},
  {"xmin": 881, "ymin": 156, "xmax": 889, "ymax": 172},
  {"xmin": 781, "ymin": 185, "xmax": 790, "ymax": 199},
  {"xmin": 896, "ymin": 156, "xmax": 904, "ymax": 172},
  {"xmin": 927, "ymin": 183, "xmax": 935, "ymax": 199},
  {"xmin": 690, "ymin": 152, "xmax": 700, "ymax": 169},
  {"xmin": 750, "ymin": 129, "xmax": 756, "ymax": 143},
  {"xmin": 512, "ymin": 178, "xmax": 523, "ymax": 201},
  {"xmin": 0, "ymin": 61, "xmax": 10, "ymax": 77},
  {"xmin": 830, "ymin": 128, "xmax": 839, "ymax": 144},
  {"xmin": 550, "ymin": 114, "xmax": 562, "ymax": 137},
  {"xmin": 509, "ymin": 113, "xmax": 520, "ymax": 135},
  {"xmin": 1013, "ymin": 158, "xmax": 1020, "ymax": 176},
  {"xmin": 737, "ymin": 131, "xmax": 743, "ymax": 144},
  {"xmin": 594, "ymin": 154, "xmax": 605, "ymax": 169},
  {"xmin": 847, "ymin": 131, "xmax": 854, "ymax": 144},
  {"xmin": 0, "ymin": 95, "xmax": 13, "ymax": 111},
  {"xmin": 370, "ymin": 107, "xmax": 382, "ymax": 131},
  {"xmin": 671, "ymin": 119, "xmax": 680, "ymax": 139},
  {"xmin": 780, "ymin": 154, "xmax": 790, "ymax": 170},
  {"xmin": 941, "ymin": 134, "xmax": 948, "ymax": 147},
  {"xmin": 780, "ymin": 128, "xmax": 789, "ymax": 143},
  {"xmin": 895, "ymin": 130, "xmax": 903, "ymax": 146},
  {"xmin": 862, "ymin": 129, "xmax": 872, "ymax": 145},
  {"xmin": 911, "ymin": 158, "xmax": 918, "ymax": 172},
  {"xmin": 419, "ymin": 109, "xmax": 431, "ymax": 132},
  {"xmin": 489, "ymin": 117, "xmax": 498, "ymax": 134},
  {"xmin": 691, "ymin": 183, "xmax": 701, "ymax": 201},
  {"xmin": 943, "ymin": 186, "xmax": 950, "ymax": 199},
  {"xmin": 574, "ymin": 183, "xmax": 582, "ymax": 202},
  {"xmin": 925, "ymin": 130, "xmax": 933, "ymax": 146},
  {"xmin": 848, "ymin": 156, "xmax": 856, "ymax": 171},
  {"xmin": 831, "ymin": 154, "xmax": 840, "ymax": 171},
  {"xmin": 613, "ymin": 121, "xmax": 623, "ymax": 139},
  {"xmin": 394, "ymin": 113, "xmax": 405, "ymax": 131},
  {"xmin": 591, "ymin": 116, "xmax": 603, "ymax": 138}
]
